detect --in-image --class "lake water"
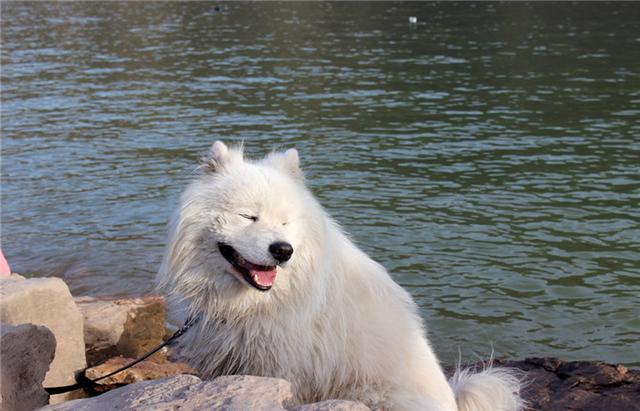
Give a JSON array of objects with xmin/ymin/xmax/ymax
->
[{"xmin": 2, "ymin": 2, "xmax": 639, "ymax": 367}]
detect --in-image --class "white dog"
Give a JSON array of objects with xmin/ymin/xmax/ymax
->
[{"xmin": 157, "ymin": 141, "xmax": 524, "ymax": 411}]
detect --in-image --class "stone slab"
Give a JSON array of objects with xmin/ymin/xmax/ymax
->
[
  {"xmin": 39, "ymin": 374, "xmax": 371, "ymax": 411},
  {"xmin": 292, "ymin": 400, "xmax": 372, "ymax": 411},
  {"xmin": 38, "ymin": 374, "xmax": 289, "ymax": 410}
]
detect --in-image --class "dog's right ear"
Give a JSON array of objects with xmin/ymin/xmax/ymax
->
[{"xmin": 201, "ymin": 141, "xmax": 243, "ymax": 173}]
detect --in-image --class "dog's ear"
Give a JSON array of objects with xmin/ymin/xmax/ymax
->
[
  {"xmin": 201, "ymin": 141, "xmax": 243, "ymax": 173},
  {"xmin": 264, "ymin": 148, "xmax": 303, "ymax": 181}
]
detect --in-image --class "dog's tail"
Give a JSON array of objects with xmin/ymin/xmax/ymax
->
[{"xmin": 449, "ymin": 361, "xmax": 526, "ymax": 411}]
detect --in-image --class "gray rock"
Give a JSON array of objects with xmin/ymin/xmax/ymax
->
[
  {"xmin": 74, "ymin": 296, "xmax": 166, "ymax": 366},
  {"xmin": 1, "ymin": 323, "xmax": 56, "ymax": 411},
  {"xmin": 292, "ymin": 400, "xmax": 372, "ymax": 410},
  {"xmin": 189, "ymin": 374, "xmax": 295, "ymax": 410},
  {"xmin": 39, "ymin": 374, "xmax": 201, "ymax": 411},
  {"xmin": 0, "ymin": 276, "xmax": 87, "ymax": 403},
  {"xmin": 38, "ymin": 374, "xmax": 371, "ymax": 411},
  {"xmin": 38, "ymin": 374, "xmax": 290, "ymax": 410}
]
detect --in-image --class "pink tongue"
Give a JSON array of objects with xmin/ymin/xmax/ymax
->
[{"xmin": 250, "ymin": 268, "xmax": 277, "ymax": 287}]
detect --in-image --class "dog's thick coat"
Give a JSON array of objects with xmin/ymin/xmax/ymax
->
[{"xmin": 157, "ymin": 142, "xmax": 524, "ymax": 411}]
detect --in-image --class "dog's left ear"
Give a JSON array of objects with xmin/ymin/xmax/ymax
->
[
  {"xmin": 264, "ymin": 148, "xmax": 303, "ymax": 181},
  {"xmin": 201, "ymin": 140, "xmax": 243, "ymax": 173}
]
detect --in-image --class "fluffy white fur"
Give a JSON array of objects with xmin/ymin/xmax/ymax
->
[{"xmin": 157, "ymin": 141, "xmax": 524, "ymax": 411}]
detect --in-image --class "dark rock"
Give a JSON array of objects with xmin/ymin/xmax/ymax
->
[
  {"xmin": 1, "ymin": 323, "xmax": 56, "ymax": 411},
  {"xmin": 446, "ymin": 357, "xmax": 640, "ymax": 411}
]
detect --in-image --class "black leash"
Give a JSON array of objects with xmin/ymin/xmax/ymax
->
[{"xmin": 45, "ymin": 314, "xmax": 201, "ymax": 395}]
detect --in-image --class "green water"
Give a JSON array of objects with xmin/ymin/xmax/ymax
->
[{"xmin": 2, "ymin": 2, "xmax": 639, "ymax": 366}]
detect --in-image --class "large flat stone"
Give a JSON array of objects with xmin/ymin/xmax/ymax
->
[
  {"xmin": 192, "ymin": 374, "xmax": 296, "ymax": 410},
  {"xmin": 0, "ymin": 276, "xmax": 86, "ymax": 403},
  {"xmin": 1, "ymin": 323, "xmax": 56, "ymax": 411},
  {"xmin": 292, "ymin": 400, "xmax": 371, "ymax": 411},
  {"xmin": 74, "ymin": 296, "xmax": 165, "ymax": 366},
  {"xmin": 38, "ymin": 374, "xmax": 291, "ymax": 410},
  {"xmin": 39, "ymin": 374, "xmax": 200, "ymax": 411},
  {"xmin": 39, "ymin": 374, "xmax": 371, "ymax": 411}
]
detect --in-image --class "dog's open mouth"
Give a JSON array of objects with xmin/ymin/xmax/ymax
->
[{"xmin": 218, "ymin": 243, "xmax": 276, "ymax": 291}]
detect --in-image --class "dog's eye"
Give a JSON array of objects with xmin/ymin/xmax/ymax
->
[{"xmin": 240, "ymin": 214, "xmax": 258, "ymax": 222}]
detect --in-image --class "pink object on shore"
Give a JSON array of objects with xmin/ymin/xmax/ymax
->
[{"xmin": 0, "ymin": 249, "xmax": 11, "ymax": 277}]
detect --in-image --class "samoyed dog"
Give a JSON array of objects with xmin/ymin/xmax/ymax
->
[{"xmin": 157, "ymin": 141, "xmax": 524, "ymax": 411}]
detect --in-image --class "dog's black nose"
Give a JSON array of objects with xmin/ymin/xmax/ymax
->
[{"xmin": 269, "ymin": 241, "xmax": 293, "ymax": 263}]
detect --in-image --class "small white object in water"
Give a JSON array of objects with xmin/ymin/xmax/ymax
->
[{"xmin": 409, "ymin": 16, "xmax": 417, "ymax": 24}]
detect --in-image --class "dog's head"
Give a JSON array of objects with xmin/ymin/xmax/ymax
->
[{"xmin": 158, "ymin": 141, "xmax": 324, "ymax": 313}]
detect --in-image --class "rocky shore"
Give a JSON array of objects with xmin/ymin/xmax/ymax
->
[{"xmin": 1, "ymin": 274, "xmax": 638, "ymax": 411}]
